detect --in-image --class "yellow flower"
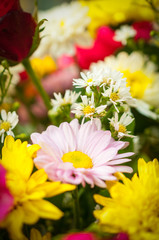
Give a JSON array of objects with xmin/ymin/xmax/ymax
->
[
  {"xmin": 31, "ymin": 56, "xmax": 56, "ymax": 78},
  {"xmin": 29, "ymin": 228, "xmax": 51, "ymax": 240},
  {"xmin": 94, "ymin": 158, "xmax": 159, "ymax": 240},
  {"xmin": 80, "ymin": 0, "xmax": 158, "ymax": 36},
  {"xmin": 0, "ymin": 136, "xmax": 75, "ymax": 240}
]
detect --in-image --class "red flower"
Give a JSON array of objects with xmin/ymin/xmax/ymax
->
[
  {"xmin": 133, "ymin": 21, "xmax": 153, "ymax": 41},
  {"xmin": 76, "ymin": 26, "xmax": 122, "ymax": 69},
  {"xmin": 0, "ymin": 0, "xmax": 37, "ymax": 64},
  {"xmin": 0, "ymin": 164, "xmax": 13, "ymax": 221},
  {"xmin": 0, "ymin": 0, "xmax": 20, "ymax": 17}
]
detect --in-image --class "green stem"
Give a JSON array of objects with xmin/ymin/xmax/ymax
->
[
  {"xmin": 22, "ymin": 58, "xmax": 52, "ymax": 110},
  {"xmin": 72, "ymin": 187, "xmax": 80, "ymax": 229}
]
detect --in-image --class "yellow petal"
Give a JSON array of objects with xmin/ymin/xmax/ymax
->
[
  {"xmin": 27, "ymin": 169, "xmax": 48, "ymax": 192},
  {"xmin": 94, "ymin": 194, "xmax": 113, "ymax": 207},
  {"xmin": 22, "ymin": 201, "xmax": 40, "ymax": 224},
  {"xmin": 1, "ymin": 206, "xmax": 26, "ymax": 240},
  {"xmin": 28, "ymin": 144, "xmax": 41, "ymax": 158},
  {"xmin": 30, "ymin": 229, "xmax": 42, "ymax": 240},
  {"xmin": 44, "ymin": 182, "xmax": 76, "ymax": 198},
  {"xmin": 1, "ymin": 136, "xmax": 33, "ymax": 181},
  {"xmin": 27, "ymin": 199, "xmax": 63, "ymax": 220}
]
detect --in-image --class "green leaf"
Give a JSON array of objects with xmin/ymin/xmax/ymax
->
[{"xmin": 28, "ymin": 19, "xmax": 47, "ymax": 57}]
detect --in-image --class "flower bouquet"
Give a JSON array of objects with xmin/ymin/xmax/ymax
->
[{"xmin": 0, "ymin": 0, "xmax": 159, "ymax": 240}]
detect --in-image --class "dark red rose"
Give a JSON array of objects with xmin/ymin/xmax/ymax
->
[
  {"xmin": 0, "ymin": 0, "xmax": 21, "ymax": 17},
  {"xmin": 133, "ymin": 21, "xmax": 153, "ymax": 41},
  {"xmin": 76, "ymin": 26, "xmax": 122, "ymax": 69},
  {"xmin": 0, "ymin": 10, "xmax": 36, "ymax": 63}
]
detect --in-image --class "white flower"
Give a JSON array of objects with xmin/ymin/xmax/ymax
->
[
  {"xmin": 0, "ymin": 110, "xmax": 19, "ymax": 143},
  {"xmin": 71, "ymin": 93, "xmax": 106, "ymax": 123},
  {"xmin": 34, "ymin": 1, "xmax": 92, "ymax": 58},
  {"xmin": 113, "ymin": 25, "xmax": 136, "ymax": 45},
  {"xmin": 91, "ymin": 65, "xmax": 125, "ymax": 88},
  {"xmin": 73, "ymin": 71, "xmax": 102, "ymax": 93},
  {"xmin": 109, "ymin": 112, "xmax": 134, "ymax": 139},
  {"xmin": 102, "ymin": 78, "xmax": 136, "ymax": 112},
  {"xmin": 51, "ymin": 90, "xmax": 80, "ymax": 109},
  {"xmin": 102, "ymin": 51, "xmax": 159, "ymax": 118}
]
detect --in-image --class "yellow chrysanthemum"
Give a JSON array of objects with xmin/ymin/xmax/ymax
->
[
  {"xmin": 94, "ymin": 158, "xmax": 159, "ymax": 240},
  {"xmin": 0, "ymin": 136, "xmax": 75, "ymax": 240},
  {"xmin": 31, "ymin": 56, "xmax": 56, "ymax": 78},
  {"xmin": 80, "ymin": 0, "xmax": 159, "ymax": 36}
]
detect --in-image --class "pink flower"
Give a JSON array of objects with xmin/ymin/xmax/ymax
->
[
  {"xmin": 133, "ymin": 21, "xmax": 153, "ymax": 41},
  {"xmin": 110, "ymin": 233, "xmax": 129, "ymax": 240},
  {"xmin": 62, "ymin": 232, "xmax": 97, "ymax": 240},
  {"xmin": 76, "ymin": 26, "xmax": 122, "ymax": 69},
  {"xmin": 0, "ymin": 164, "xmax": 13, "ymax": 221},
  {"xmin": 31, "ymin": 119, "xmax": 133, "ymax": 188}
]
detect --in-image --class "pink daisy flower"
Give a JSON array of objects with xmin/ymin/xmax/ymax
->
[{"xmin": 31, "ymin": 119, "xmax": 133, "ymax": 188}]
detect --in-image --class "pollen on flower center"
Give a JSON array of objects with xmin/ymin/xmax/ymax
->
[
  {"xmin": 60, "ymin": 20, "xmax": 65, "ymax": 27},
  {"xmin": 62, "ymin": 151, "xmax": 93, "ymax": 169},
  {"xmin": 87, "ymin": 78, "xmax": 93, "ymax": 83},
  {"xmin": 118, "ymin": 124, "xmax": 126, "ymax": 133},
  {"xmin": 83, "ymin": 106, "xmax": 95, "ymax": 115},
  {"xmin": 0, "ymin": 122, "xmax": 11, "ymax": 131},
  {"xmin": 110, "ymin": 92, "xmax": 119, "ymax": 101}
]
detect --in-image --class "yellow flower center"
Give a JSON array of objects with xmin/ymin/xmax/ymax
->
[
  {"xmin": 60, "ymin": 20, "xmax": 65, "ymax": 27},
  {"xmin": 118, "ymin": 124, "xmax": 126, "ymax": 133},
  {"xmin": 62, "ymin": 151, "xmax": 93, "ymax": 168},
  {"xmin": 87, "ymin": 78, "xmax": 93, "ymax": 83},
  {"xmin": 122, "ymin": 70, "xmax": 153, "ymax": 99},
  {"xmin": 110, "ymin": 92, "xmax": 119, "ymax": 101},
  {"xmin": 83, "ymin": 106, "xmax": 95, "ymax": 115},
  {"xmin": 0, "ymin": 122, "xmax": 11, "ymax": 131}
]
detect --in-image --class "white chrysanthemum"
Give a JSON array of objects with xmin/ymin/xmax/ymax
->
[
  {"xmin": 34, "ymin": 1, "xmax": 92, "ymax": 58},
  {"xmin": 109, "ymin": 112, "xmax": 134, "ymax": 139},
  {"xmin": 104, "ymin": 52, "xmax": 159, "ymax": 106},
  {"xmin": 71, "ymin": 93, "xmax": 106, "ymax": 123},
  {"xmin": 51, "ymin": 90, "xmax": 80, "ymax": 109},
  {"xmin": 0, "ymin": 110, "xmax": 19, "ymax": 143},
  {"xmin": 73, "ymin": 71, "xmax": 102, "ymax": 93},
  {"xmin": 113, "ymin": 25, "xmax": 136, "ymax": 45}
]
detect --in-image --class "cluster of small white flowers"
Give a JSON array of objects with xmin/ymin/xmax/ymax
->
[
  {"xmin": 0, "ymin": 110, "xmax": 19, "ymax": 143},
  {"xmin": 72, "ymin": 63, "xmax": 136, "ymax": 134},
  {"xmin": 113, "ymin": 25, "xmax": 136, "ymax": 45},
  {"xmin": 71, "ymin": 93, "xmax": 106, "ymax": 123}
]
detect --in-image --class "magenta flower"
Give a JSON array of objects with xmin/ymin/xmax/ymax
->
[
  {"xmin": 62, "ymin": 232, "xmax": 96, "ymax": 240},
  {"xmin": 31, "ymin": 119, "xmax": 133, "ymax": 188},
  {"xmin": 0, "ymin": 164, "xmax": 13, "ymax": 221},
  {"xmin": 76, "ymin": 26, "xmax": 122, "ymax": 69}
]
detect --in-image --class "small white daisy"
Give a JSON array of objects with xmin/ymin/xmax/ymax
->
[
  {"xmin": 109, "ymin": 112, "xmax": 134, "ymax": 139},
  {"xmin": 0, "ymin": 110, "xmax": 19, "ymax": 143},
  {"xmin": 71, "ymin": 93, "xmax": 107, "ymax": 123},
  {"xmin": 113, "ymin": 25, "xmax": 136, "ymax": 45},
  {"xmin": 51, "ymin": 90, "xmax": 81, "ymax": 109},
  {"xmin": 102, "ymin": 79, "xmax": 136, "ymax": 112},
  {"xmin": 73, "ymin": 71, "xmax": 102, "ymax": 93}
]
